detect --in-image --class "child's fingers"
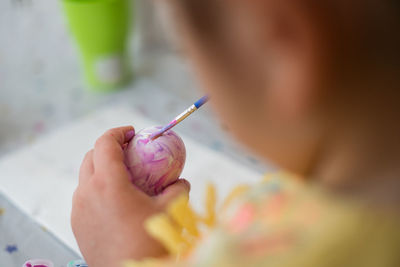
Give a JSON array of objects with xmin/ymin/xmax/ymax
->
[
  {"xmin": 155, "ymin": 179, "xmax": 191, "ymax": 208},
  {"xmin": 79, "ymin": 149, "xmax": 94, "ymax": 184},
  {"xmin": 93, "ymin": 126, "xmax": 134, "ymax": 177}
]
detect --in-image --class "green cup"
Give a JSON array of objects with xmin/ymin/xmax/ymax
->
[{"xmin": 62, "ymin": 0, "xmax": 132, "ymax": 91}]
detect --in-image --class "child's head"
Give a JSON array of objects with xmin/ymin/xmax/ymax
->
[{"xmin": 167, "ymin": 0, "xmax": 400, "ymax": 175}]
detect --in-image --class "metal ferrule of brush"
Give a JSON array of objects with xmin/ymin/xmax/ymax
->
[{"xmin": 175, "ymin": 104, "xmax": 197, "ymax": 122}]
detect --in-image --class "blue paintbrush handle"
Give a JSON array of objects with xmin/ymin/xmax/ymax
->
[{"xmin": 150, "ymin": 95, "xmax": 209, "ymax": 140}]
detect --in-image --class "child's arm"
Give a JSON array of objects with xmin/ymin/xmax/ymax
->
[{"xmin": 71, "ymin": 126, "xmax": 190, "ymax": 267}]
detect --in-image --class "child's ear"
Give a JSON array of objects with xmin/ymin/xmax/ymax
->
[{"xmin": 261, "ymin": 2, "xmax": 327, "ymax": 121}]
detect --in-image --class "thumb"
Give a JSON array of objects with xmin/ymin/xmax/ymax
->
[{"xmin": 156, "ymin": 179, "xmax": 191, "ymax": 208}]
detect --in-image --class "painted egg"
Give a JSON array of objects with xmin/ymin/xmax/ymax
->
[{"xmin": 124, "ymin": 126, "xmax": 186, "ymax": 196}]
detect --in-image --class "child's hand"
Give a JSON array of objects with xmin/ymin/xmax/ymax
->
[{"xmin": 71, "ymin": 126, "xmax": 190, "ymax": 267}]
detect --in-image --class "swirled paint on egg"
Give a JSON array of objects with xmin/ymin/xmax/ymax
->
[{"xmin": 124, "ymin": 126, "xmax": 186, "ymax": 196}]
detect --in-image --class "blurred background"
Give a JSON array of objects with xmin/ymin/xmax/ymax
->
[{"xmin": 0, "ymin": 0, "xmax": 266, "ymax": 171}]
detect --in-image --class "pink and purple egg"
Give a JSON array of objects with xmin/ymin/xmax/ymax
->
[{"xmin": 124, "ymin": 126, "xmax": 186, "ymax": 196}]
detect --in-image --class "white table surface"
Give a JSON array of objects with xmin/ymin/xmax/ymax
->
[{"xmin": 0, "ymin": 104, "xmax": 262, "ymax": 254}]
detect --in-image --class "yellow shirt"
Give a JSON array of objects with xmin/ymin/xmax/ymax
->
[{"xmin": 125, "ymin": 173, "xmax": 400, "ymax": 267}]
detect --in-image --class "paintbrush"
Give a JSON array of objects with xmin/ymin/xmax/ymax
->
[{"xmin": 150, "ymin": 95, "xmax": 209, "ymax": 140}]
